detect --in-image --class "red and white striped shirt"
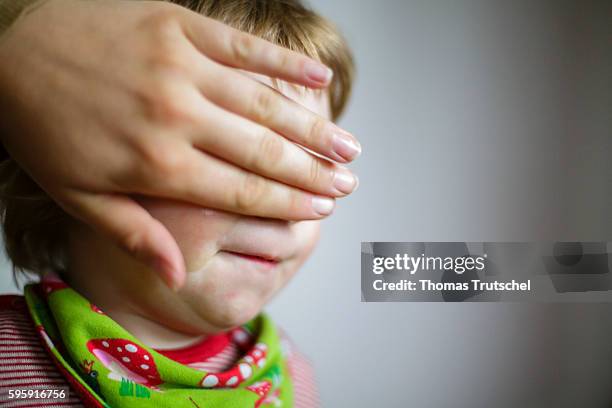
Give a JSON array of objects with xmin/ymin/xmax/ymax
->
[{"xmin": 0, "ymin": 295, "xmax": 319, "ymax": 407}]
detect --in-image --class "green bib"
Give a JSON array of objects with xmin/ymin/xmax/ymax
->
[{"xmin": 24, "ymin": 277, "xmax": 293, "ymax": 408}]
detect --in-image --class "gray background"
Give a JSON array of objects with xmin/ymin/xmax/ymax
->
[{"xmin": 2, "ymin": 0, "xmax": 612, "ymax": 407}]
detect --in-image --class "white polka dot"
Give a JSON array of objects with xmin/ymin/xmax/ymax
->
[
  {"xmin": 255, "ymin": 343, "xmax": 267, "ymax": 351},
  {"xmin": 125, "ymin": 344, "xmax": 138, "ymax": 353},
  {"xmin": 122, "ymin": 357, "xmax": 130, "ymax": 363},
  {"xmin": 233, "ymin": 331, "xmax": 248, "ymax": 344},
  {"xmin": 253, "ymin": 350, "xmax": 262, "ymax": 357},
  {"xmin": 140, "ymin": 364, "xmax": 149, "ymax": 370},
  {"xmin": 117, "ymin": 347, "xmax": 122, "ymax": 352},
  {"xmin": 226, "ymin": 376, "xmax": 238, "ymax": 386},
  {"xmin": 144, "ymin": 355, "xmax": 150, "ymax": 361},
  {"xmin": 201, "ymin": 375, "xmax": 218, "ymax": 388},
  {"xmin": 257, "ymin": 358, "xmax": 266, "ymax": 368},
  {"xmin": 102, "ymin": 341, "xmax": 109, "ymax": 348},
  {"xmin": 239, "ymin": 363, "xmax": 252, "ymax": 379},
  {"xmin": 244, "ymin": 356, "xmax": 254, "ymax": 364}
]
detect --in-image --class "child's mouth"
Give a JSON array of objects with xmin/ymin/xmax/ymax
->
[{"xmin": 220, "ymin": 251, "xmax": 280, "ymax": 268}]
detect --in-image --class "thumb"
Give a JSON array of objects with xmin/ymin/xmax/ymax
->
[{"xmin": 64, "ymin": 192, "xmax": 186, "ymax": 290}]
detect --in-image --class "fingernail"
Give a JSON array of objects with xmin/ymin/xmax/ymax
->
[
  {"xmin": 305, "ymin": 62, "xmax": 333, "ymax": 85},
  {"xmin": 312, "ymin": 196, "xmax": 335, "ymax": 216},
  {"xmin": 333, "ymin": 132, "xmax": 361, "ymax": 162},
  {"xmin": 333, "ymin": 167, "xmax": 357, "ymax": 195}
]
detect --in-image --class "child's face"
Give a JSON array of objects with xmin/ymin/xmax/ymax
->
[
  {"xmin": 138, "ymin": 201, "xmax": 321, "ymax": 331},
  {"xmin": 87, "ymin": 75, "xmax": 330, "ymax": 336}
]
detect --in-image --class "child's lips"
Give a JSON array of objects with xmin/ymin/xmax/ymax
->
[{"xmin": 219, "ymin": 250, "xmax": 280, "ymax": 270}]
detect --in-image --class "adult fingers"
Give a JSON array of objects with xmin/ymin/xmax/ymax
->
[
  {"xmin": 62, "ymin": 192, "xmax": 186, "ymax": 290},
  {"xmin": 134, "ymin": 147, "xmax": 336, "ymax": 220},
  {"xmin": 189, "ymin": 96, "xmax": 358, "ymax": 197},
  {"xmin": 194, "ymin": 58, "xmax": 361, "ymax": 163},
  {"xmin": 179, "ymin": 9, "xmax": 333, "ymax": 88}
]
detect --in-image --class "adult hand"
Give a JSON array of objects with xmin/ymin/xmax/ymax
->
[{"xmin": 0, "ymin": 0, "xmax": 360, "ymax": 289}]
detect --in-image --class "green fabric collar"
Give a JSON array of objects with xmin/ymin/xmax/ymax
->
[{"xmin": 24, "ymin": 277, "xmax": 293, "ymax": 408}]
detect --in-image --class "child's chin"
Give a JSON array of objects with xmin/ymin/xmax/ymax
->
[{"xmin": 191, "ymin": 293, "xmax": 265, "ymax": 332}]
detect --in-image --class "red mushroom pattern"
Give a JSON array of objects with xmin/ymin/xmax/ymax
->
[
  {"xmin": 200, "ymin": 342, "xmax": 268, "ymax": 389},
  {"xmin": 230, "ymin": 327, "xmax": 252, "ymax": 348},
  {"xmin": 261, "ymin": 389, "xmax": 281, "ymax": 407},
  {"xmin": 247, "ymin": 380, "xmax": 273, "ymax": 407},
  {"xmin": 90, "ymin": 303, "xmax": 106, "ymax": 315},
  {"xmin": 86, "ymin": 338, "xmax": 162, "ymax": 388}
]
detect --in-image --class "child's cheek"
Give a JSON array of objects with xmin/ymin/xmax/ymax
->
[
  {"xmin": 291, "ymin": 220, "xmax": 321, "ymax": 262},
  {"xmin": 139, "ymin": 198, "xmax": 239, "ymax": 271}
]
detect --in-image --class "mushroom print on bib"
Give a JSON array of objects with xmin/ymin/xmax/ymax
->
[
  {"xmin": 200, "ymin": 342, "xmax": 269, "ymax": 389},
  {"xmin": 87, "ymin": 338, "xmax": 162, "ymax": 396},
  {"xmin": 24, "ymin": 276, "xmax": 294, "ymax": 408}
]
